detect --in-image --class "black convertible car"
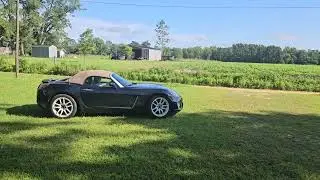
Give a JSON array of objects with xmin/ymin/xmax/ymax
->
[{"xmin": 37, "ymin": 70, "xmax": 183, "ymax": 118}]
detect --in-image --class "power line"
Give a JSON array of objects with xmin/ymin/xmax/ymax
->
[{"xmin": 81, "ymin": 0, "xmax": 320, "ymax": 9}]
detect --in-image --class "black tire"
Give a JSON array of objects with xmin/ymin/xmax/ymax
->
[
  {"xmin": 50, "ymin": 94, "xmax": 77, "ymax": 118},
  {"xmin": 148, "ymin": 95, "xmax": 171, "ymax": 118}
]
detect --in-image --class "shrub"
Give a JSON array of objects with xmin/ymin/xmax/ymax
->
[
  {"xmin": 0, "ymin": 58, "xmax": 319, "ymax": 92},
  {"xmin": 0, "ymin": 57, "xmax": 13, "ymax": 72}
]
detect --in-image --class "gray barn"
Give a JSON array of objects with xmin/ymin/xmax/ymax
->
[
  {"xmin": 32, "ymin": 45, "xmax": 57, "ymax": 58},
  {"xmin": 133, "ymin": 47, "xmax": 162, "ymax": 60}
]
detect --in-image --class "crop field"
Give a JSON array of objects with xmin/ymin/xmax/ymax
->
[
  {"xmin": 0, "ymin": 72, "xmax": 319, "ymax": 179},
  {"xmin": 1, "ymin": 55, "xmax": 320, "ymax": 92}
]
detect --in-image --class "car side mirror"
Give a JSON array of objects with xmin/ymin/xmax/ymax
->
[{"xmin": 109, "ymin": 82, "xmax": 117, "ymax": 88}]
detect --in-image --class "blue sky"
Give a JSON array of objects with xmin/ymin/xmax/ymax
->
[{"xmin": 67, "ymin": 0, "xmax": 320, "ymax": 49}]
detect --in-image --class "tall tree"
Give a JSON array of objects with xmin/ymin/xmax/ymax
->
[
  {"xmin": 129, "ymin": 41, "xmax": 140, "ymax": 48},
  {"xmin": 34, "ymin": 0, "xmax": 80, "ymax": 45},
  {"xmin": 171, "ymin": 48, "xmax": 183, "ymax": 59},
  {"xmin": 0, "ymin": 0, "xmax": 80, "ymax": 54},
  {"xmin": 141, "ymin": 41, "xmax": 151, "ymax": 48},
  {"xmin": 62, "ymin": 37, "xmax": 78, "ymax": 54},
  {"xmin": 78, "ymin": 29, "xmax": 95, "ymax": 57},
  {"xmin": 93, "ymin": 37, "xmax": 106, "ymax": 55},
  {"xmin": 0, "ymin": 0, "xmax": 18, "ymax": 49},
  {"xmin": 104, "ymin": 40, "xmax": 112, "ymax": 56},
  {"xmin": 119, "ymin": 44, "xmax": 133, "ymax": 59},
  {"xmin": 155, "ymin": 20, "xmax": 170, "ymax": 50}
]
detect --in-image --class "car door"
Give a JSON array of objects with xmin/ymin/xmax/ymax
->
[{"xmin": 80, "ymin": 76, "xmax": 137, "ymax": 109}]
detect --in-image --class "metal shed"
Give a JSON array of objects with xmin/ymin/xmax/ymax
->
[
  {"xmin": 57, "ymin": 50, "xmax": 65, "ymax": 58},
  {"xmin": 32, "ymin": 45, "xmax": 57, "ymax": 58},
  {"xmin": 133, "ymin": 47, "xmax": 162, "ymax": 60}
]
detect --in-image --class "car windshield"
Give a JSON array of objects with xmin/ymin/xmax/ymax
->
[{"xmin": 111, "ymin": 73, "xmax": 132, "ymax": 87}]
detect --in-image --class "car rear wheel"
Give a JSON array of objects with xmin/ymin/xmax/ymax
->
[
  {"xmin": 149, "ymin": 96, "xmax": 171, "ymax": 118},
  {"xmin": 50, "ymin": 94, "xmax": 77, "ymax": 118}
]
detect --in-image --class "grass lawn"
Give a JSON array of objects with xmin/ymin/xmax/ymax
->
[{"xmin": 0, "ymin": 72, "xmax": 319, "ymax": 179}]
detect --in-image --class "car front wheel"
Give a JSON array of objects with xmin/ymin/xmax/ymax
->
[
  {"xmin": 149, "ymin": 96, "xmax": 171, "ymax": 118},
  {"xmin": 50, "ymin": 94, "xmax": 77, "ymax": 118}
]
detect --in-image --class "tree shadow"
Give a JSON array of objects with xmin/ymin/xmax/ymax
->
[
  {"xmin": 107, "ymin": 111, "xmax": 320, "ymax": 179},
  {"xmin": 0, "ymin": 110, "xmax": 319, "ymax": 179}
]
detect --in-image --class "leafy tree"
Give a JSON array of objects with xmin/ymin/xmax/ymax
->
[
  {"xmin": 104, "ymin": 40, "xmax": 112, "ymax": 56},
  {"xmin": 34, "ymin": 0, "xmax": 80, "ymax": 45},
  {"xmin": 110, "ymin": 43, "xmax": 120, "ymax": 57},
  {"xmin": 0, "ymin": 15, "xmax": 13, "ymax": 47},
  {"xmin": 129, "ymin": 41, "xmax": 140, "ymax": 48},
  {"xmin": 201, "ymin": 47, "xmax": 212, "ymax": 60},
  {"xmin": 182, "ymin": 48, "xmax": 189, "ymax": 59},
  {"xmin": 283, "ymin": 47, "xmax": 297, "ymax": 64},
  {"xmin": 0, "ymin": 0, "xmax": 19, "ymax": 49},
  {"xmin": 171, "ymin": 48, "xmax": 183, "ymax": 59},
  {"xmin": 0, "ymin": 0, "xmax": 80, "ymax": 54},
  {"xmin": 93, "ymin": 37, "xmax": 106, "ymax": 55},
  {"xmin": 307, "ymin": 50, "xmax": 320, "ymax": 65},
  {"xmin": 78, "ymin": 29, "xmax": 95, "ymax": 56},
  {"xmin": 163, "ymin": 44, "xmax": 319, "ymax": 65},
  {"xmin": 119, "ymin": 45, "xmax": 133, "ymax": 59},
  {"xmin": 62, "ymin": 37, "xmax": 78, "ymax": 54},
  {"xmin": 155, "ymin": 20, "xmax": 170, "ymax": 50},
  {"xmin": 162, "ymin": 47, "xmax": 171, "ymax": 56},
  {"xmin": 141, "ymin": 41, "xmax": 151, "ymax": 48},
  {"xmin": 193, "ymin": 46, "xmax": 203, "ymax": 59}
]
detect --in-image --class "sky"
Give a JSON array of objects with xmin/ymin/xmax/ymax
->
[{"xmin": 66, "ymin": 0, "xmax": 320, "ymax": 49}]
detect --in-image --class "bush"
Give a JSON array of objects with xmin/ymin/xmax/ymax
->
[{"xmin": 0, "ymin": 57, "xmax": 13, "ymax": 72}]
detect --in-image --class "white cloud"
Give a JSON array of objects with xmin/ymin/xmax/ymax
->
[
  {"xmin": 170, "ymin": 34, "xmax": 209, "ymax": 47},
  {"xmin": 171, "ymin": 34, "xmax": 208, "ymax": 42},
  {"xmin": 67, "ymin": 16, "xmax": 211, "ymax": 47},
  {"xmin": 67, "ymin": 17, "xmax": 153, "ymax": 43},
  {"xmin": 274, "ymin": 33, "xmax": 299, "ymax": 41}
]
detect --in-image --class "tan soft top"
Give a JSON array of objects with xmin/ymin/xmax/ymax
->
[{"xmin": 68, "ymin": 70, "xmax": 113, "ymax": 85}]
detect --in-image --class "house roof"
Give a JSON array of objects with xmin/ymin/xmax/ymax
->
[{"xmin": 68, "ymin": 70, "xmax": 113, "ymax": 85}]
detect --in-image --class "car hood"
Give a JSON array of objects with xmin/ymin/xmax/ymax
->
[{"xmin": 128, "ymin": 83, "xmax": 181, "ymax": 99}]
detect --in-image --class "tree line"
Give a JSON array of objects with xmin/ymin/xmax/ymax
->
[
  {"xmin": 57, "ymin": 27, "xmax": 320, "ymax": 65},
  {"xmin": 165, "ymin": 44, "xmax": 320, "ymax": 65}
]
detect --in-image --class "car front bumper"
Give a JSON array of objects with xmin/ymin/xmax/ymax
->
[
  {"xmin": 172, "ymin": 98, "xmax": 183, "ymax": 111},
  {"xmin": 37, "ymin": 89, "xmax": 49, "ymax": 109}
]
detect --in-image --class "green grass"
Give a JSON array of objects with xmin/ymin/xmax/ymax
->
[
  {"xmin": 0, "ymin": 72, "xmax": 319, "ymax": 179},
  {"xmin": 1, "ymin": 55, "xmax": 320, "ymax": 92}
]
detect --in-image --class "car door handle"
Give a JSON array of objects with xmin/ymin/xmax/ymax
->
[{"xmin": 82, "ymin": 88, "xmax": 94, "ymax": 92}]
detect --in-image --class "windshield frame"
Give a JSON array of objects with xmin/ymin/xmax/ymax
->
[{"xmin": 110, "ymin": 73, "xmax": 132, "ymax": 88}]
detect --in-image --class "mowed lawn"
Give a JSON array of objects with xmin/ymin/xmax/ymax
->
[{"xmin": 0, "ymin": 72, "xmax": 319, "ymax": 179}]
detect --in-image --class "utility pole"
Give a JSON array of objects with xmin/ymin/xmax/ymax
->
[{"xmin": 15, "ymin": 0, "xmax": 19, "ymax": 78}]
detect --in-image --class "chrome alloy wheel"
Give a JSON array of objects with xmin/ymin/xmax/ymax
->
[
  {"xmin": 52, "ymin": 97, "xmax": 74, "ymax": 118},
  {"xmin": 151, "ymin": 97, "xmax": 170, "ymax": 117}
]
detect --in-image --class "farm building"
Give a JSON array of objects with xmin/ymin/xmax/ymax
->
[
  {"xmin": 57, "ymin": 50, "xmax": 65, "ymax": 58},
  {"xmin": 133, "ymin": 47, "xmax": 162, "ymax": 60},
  {"xmin": 32, "ymin": 45, "xmax": 57, "ymax": 58}
]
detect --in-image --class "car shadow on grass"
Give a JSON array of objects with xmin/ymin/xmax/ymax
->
[
  {"xmin": 6, "ymin": 104, "xmax": 50, "ymax": 118},
  {"xmin": 0, "ymin": 109, "xmax": 319, "ymax": 179},
  {"xmin": 5, "ymin": 104, "xmax": 152, "ymax": 118}
]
